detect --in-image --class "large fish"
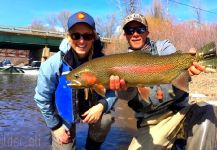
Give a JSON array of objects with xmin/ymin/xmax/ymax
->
[{"xmin": 66, "ymin": 42, "xmax": 217, "ymax": 97}]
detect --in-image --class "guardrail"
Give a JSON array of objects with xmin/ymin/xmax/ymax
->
[
  {"xmin": 0, "ymin": 25, "xmax": 112, "ymax": 42},
  {"xmin": 0, "ymin": 25, "xmax": 65, "ymax": 37}
]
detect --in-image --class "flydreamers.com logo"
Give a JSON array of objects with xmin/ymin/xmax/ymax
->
[{"xmin": 0, "ymin": 133, "xmax": 41, "ymax": 148}]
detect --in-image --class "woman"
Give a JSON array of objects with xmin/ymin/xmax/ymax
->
[{"xmin": 34, "ymin": 11, "xmax": 116, "ymax": 150}]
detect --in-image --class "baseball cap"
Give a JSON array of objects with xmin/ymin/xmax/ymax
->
[
  {"xmin": 122, "ymin": 13, "xmax": 148, "ymax": 30},
  {"xmin": 67, "ymin": 11, "xmax": 95, "ymax": 30}
]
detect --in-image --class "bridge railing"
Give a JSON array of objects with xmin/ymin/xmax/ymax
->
[
  {"xmin": 0, "ymin": 25, "xmax": 111, "ymax": 42},
  {"xmin": 0, "ymin": 25, "xmax": 65, "ymax": 37}
]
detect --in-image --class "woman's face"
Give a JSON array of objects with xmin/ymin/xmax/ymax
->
[{"xmin": 67, "ymin": 23, "xmax": 95, "ymax": 59}]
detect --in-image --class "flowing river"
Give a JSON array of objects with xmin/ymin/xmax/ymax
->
[{"xmin": 0, "ymin": 74, "xmax": 135, "ymax": 150}]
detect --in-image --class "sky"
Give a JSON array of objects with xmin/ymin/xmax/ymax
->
[{"xmin": 0, "ymin": 0, "xmax": 216, "ymax": 27}]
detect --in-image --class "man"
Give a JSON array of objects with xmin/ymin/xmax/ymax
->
[{"xmin": 110, "ymin": 13, "xmax": 217, "ymax": 150}]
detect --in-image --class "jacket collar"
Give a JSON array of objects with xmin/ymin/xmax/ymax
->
[
  {"xmin": 128, "ymin": 38, "xmax": 157, "ymax": 55},
  {"xmin": 59, "ymin": 39, "xmax": 89, "ymax": 68},
  {"xmin": 63, "ymin": 49, "xmax": 88, "ymax": 69}
]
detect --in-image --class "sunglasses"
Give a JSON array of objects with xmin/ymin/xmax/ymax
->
[
  {"xmin": 124, "ymin": 26, "xmax": 147, "ymax": 35},
  {"xmin": 70, "ymin": 32, "xmax": 94, "ymax": 41}
]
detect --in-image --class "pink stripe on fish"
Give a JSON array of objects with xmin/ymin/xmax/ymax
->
[{"xmin": 111, "ymin": 64, "xmax": 175, "ymax": 74}]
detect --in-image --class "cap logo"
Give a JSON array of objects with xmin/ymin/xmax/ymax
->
[{"xmin": 77, "ymin": 12, "xmax": 86, "ymax": 20}]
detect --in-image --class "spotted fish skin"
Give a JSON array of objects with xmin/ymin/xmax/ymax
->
[{"xmin": 66, "ymin": 42, "xmax": 216, "ymax": 96}]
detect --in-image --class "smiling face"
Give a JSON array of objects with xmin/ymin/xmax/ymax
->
[
  {"xmin": 67, "ymin": 23, "xmax": 95, "ymax": 59},
  {"xmin": 124, "ymin": 21, "xmax": 149, "ymax": 50}
]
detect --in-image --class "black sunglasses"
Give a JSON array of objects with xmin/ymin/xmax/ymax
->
[
  {"xmin": 70, "ymin": 32, "xmax": 94, "ymax": 41},
  {"xmin": 124, "ymin": 26, "xmax": 147, "ymax": 35}
]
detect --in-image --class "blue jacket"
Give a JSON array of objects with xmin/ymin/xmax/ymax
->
[{"xmin": 34, "ymin": 39, "xmax": 117, "ymax": 130}]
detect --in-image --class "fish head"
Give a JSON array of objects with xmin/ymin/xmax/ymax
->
[
  {"xmin": 66, "ymin": 69, "xmax": 97, "ymax": 89},
  {"xmin": 66, "ymin": 69, "xmax": 106, "ymax": 97}
]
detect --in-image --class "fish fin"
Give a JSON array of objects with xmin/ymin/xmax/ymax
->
[
  {"xmin": 137, "ymin": 86, "xmax": 151, "ymax": 103},
  {"xmin": 172, "ymin": 71, "xmax": 190, "ymax": 93},
  {"xmin": 93, "ymin": 83, "xmax": 106, "ymax": 97},
  {"xmin": 84, "ymin": 88, "xmax": 89, "ymax": 100}
]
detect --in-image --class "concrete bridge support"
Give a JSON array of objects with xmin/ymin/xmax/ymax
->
[
  {"xmin": 29, "ymin": 46, "xmax": 50, "ymax": 63},
  {"xmin": 29, "ymin": 49, "xmax": 42, "ymax": 63},
  {"xmin": 41, "ymin": 46, "xmax": 50, "ymax": 62}
]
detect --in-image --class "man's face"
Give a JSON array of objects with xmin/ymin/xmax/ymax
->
[{"xmin": 124, "ymin": 21, "xmax": 149, "ymax": 50}]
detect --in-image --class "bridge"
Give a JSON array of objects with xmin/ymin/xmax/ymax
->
[
  {"xmin": 0, "ymin": 26, "xmax": 65, "ymax": 51},
  {"xmin": 0, "ymin": 26, "xmax": 111, "ymax": 62}
]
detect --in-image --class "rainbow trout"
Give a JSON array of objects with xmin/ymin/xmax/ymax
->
[{"xmin": 66, "ymin": 42, "xmax": 217, "ymax": 97}]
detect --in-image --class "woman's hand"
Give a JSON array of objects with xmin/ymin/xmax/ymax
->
[
  {"xmin": 81, "ymin": 103, "xmax": 104, "ymax": 124},
  {"xmin": 52, "ymin": 125, "xmax": 71, "ymax": 144}
]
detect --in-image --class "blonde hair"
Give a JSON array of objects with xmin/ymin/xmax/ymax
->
[{"xmin": 88, "ymin": 30, "xmax": 97, "ymax": 60}]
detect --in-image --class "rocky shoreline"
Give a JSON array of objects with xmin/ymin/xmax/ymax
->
[{"xmin": 189, "ymin": 72, "xmax": 217, "ymax": 103}]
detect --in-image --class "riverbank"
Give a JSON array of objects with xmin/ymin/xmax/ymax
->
[{"xmin": 190, "ymin": 72, "xmax": 217, "ymax": 102}]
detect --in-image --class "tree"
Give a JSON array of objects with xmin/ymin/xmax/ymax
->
[
  {"xmin": 110, "ymin": 0, "xmax": 142, "ymax": 17},
  {"xmin": 58, "ymin": 10, "xmax": 71, "ymax": 32},
  {"xmin": 46, "ymin": 14, "xmax": 58, "ymax": 31},
  {"xmin": 29, "ymin": 10, "xmax": 71, "ymax": 32},
  {"xmin": 29, "ymin": 20, "xmax": 46, "ymax": 31},
  {"xmin": 95, "ymin": 13, "xmax": 117, "ymax": 37},
  {"xmin": 150, "ymin": 0, "xmax": 165, "ymax": 20}
]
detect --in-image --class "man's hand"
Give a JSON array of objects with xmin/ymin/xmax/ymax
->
[
  {"xmin": 81, "ymin": 103, "xmax": 104, "ymax": 124},
  {"xmin": 188, "ymin": 48, "xmax": 204, "ymax": 76},
  {"xmin": 109, "ymin": 75, "xmax": 152, "ymax": 101},
  {"xmin": 188, "ymin": 62, "xmax": 204, "ymax": 76},
  {"xmin": 109, "ymin": 75, "xmax": 127, "ymax": 91},
  {"xmin": 52, "ymin": 125, "xmax": 71, "ymax": 144}
]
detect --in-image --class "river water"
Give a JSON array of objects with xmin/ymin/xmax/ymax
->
[{"xmin": 0, "ymin": 74, "xmax": 136, "ymax": 150}]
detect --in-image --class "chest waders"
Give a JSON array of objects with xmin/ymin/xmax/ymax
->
[{"xmin": 55, "ymin": 62, "xmax": 77, "ymax": 128}]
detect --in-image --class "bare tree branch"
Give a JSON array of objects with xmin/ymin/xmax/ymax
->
[
  {"xmin": 150, "ymin": 0, "xmax": 166, "ymax": 20},
  {"xmin": 95, "ymin": 13, "xmax": 117, "ymax": 37},
  {"xmin": 29, "ymin": 19, "xmax": 46, "ymax": 30},
  {"xmin": 46, "ymin": 14, "xmax": 58, "ymax": 31},
  {"xmin": 58, "ymin": 10, "xmax": 72, "ymax": 32}
]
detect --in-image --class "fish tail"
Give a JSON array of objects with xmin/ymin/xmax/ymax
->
[
  {"xmin": 196, "ymin": 42, "xmax": 217, "ymax": 68},
  {"xmin": 197, "ymin": 42, "xmax": 216, "ymax": 60},
  {"xmin": 199, "ymin": 57, "xmax": 217, "ymax": 69}
]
